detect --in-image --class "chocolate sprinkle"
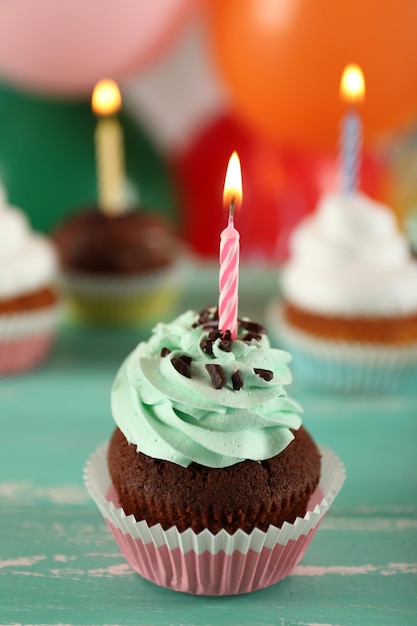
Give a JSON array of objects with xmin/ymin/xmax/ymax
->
[
  {"xmin": 202, "ymin": 321, "xmax": 219, "ymax": 331},
  {"xmin": 243, "ymin": 331, "xmax": 262, "ymax": 342},
  {"xmin": 240, "ymin": 320, "xmax": 266, "ymax": 335},
  {"xmin": 205, "ymin": 364, "xmax": 227, "ymax": 389},
  {"xmin": 160, "ymin": 347, "xmax": 171, "ymax": 357},
  {"xmin": 232, "ymin": 369, "xmax": 244, "ymax": 390},
  {"xmin": 200, "ymin": 339, "xmax": 213, "ymax": 355},
  {"xmin": 219, "ymin": 339, "xmax": 233, "ymax": 352},
  {"xmin": 254, "ymin": 368, "xmax": 274, "ymax": 381},
  {"xmin": 208, "ymin": 330, "xmax": 222, "ymax": 341},
  {"xmin": 197, "ymin": 306, "xmax": 219, "ymax": 327},
  {"xmin": 180, "ymin": 354, "xmax": 192, "ymax": 365},
  {"xmin": 172, "ymin": 357, "xmax": 191, "ymax": 378}
]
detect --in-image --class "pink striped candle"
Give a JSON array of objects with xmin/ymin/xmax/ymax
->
[{"xmin": 219, "ymin": 152, "xmax": 242, "ymax": 339}]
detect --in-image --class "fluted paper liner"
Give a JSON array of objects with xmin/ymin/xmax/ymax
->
[
  {"xmin": 60, "ymin": 257, "xmax": 189, "ymax": 325},
  {"xmin": 0, "ymin": 304, "xmax": 60, "ymax": 374},
  {"xmin": 61, "ymin": 257, "xmax": 188, "ymax": 297},
  {"xmin": 267, "ymin": 300, "xmax": 417, "ymax": 392},
  {"xmin": 84, "ymin": 443, "xmax": 345, "ymax": 595}
]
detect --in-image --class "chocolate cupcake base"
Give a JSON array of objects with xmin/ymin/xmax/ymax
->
[{"xmin": 108, "ymin": 426, "xmax": 321, "ymax": 535}]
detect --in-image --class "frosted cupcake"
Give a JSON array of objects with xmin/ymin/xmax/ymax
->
[
  {"xmin": 53, "ymin": 207, "xmax": 187, "ymax": 326},
  {"xmin": 0, "ymin": 187, "xmax": 60, "ymax": 374},
  {"xmin": 405, "ymin": 210, "xmax": 417, "ymax": 259},
  {"xmin": 269, "ymin": 192, "xmax": 417, "ymax": 392},
  {"xmin": 84, "ymin": 307, "xmax": 345, "ymax": 595}
]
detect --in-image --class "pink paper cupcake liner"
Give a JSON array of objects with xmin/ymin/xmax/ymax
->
[
  {"xmin": 0, "ymin": 305, "xmax": 60, "ymax": 375},
  {"xmin": 84, "ymin": 443, "xmax": 345, "ymax": 596}
]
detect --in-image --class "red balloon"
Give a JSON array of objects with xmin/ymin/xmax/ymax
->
[
  {"xmin": 173, "ymin": 114, "xmax": 387, "ymax": 261},
  {"xmin": 0, "ymin": 0, "xmax": 194, "ymax": 96},
  {"xmin": 207, "ymin": 0, "xmax": 417, "ymax": 147}
]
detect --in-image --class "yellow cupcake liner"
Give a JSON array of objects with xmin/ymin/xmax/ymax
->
[
  {"xmin": 68, "ymin": 287, "xmax": 180, "ymax": 325},
  {"xmin": 60, "ymin": 258, "xmax": 189, "ymax": 326}
]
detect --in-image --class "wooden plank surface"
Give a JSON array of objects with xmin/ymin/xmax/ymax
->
[{"xmin": 1, "ymin": 265, "xmax": 417, "ymax": 625}]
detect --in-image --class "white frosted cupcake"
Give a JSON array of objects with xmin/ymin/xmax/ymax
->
[
  {"xmin": 84, "ymin": 307, "xmax": 345, "ymax": 595},
  {"xmin": 268, "ymin": 192, "xmax": 417, "ymax": 392},
  {"xmin": 0, "ymin": 188, "xmax": 60, "ymax": 374}
]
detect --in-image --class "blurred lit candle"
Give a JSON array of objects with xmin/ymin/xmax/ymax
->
[
  {"xmin": 91, "ymin": 79, "xmax": 126, "ymax": 215},
  {"xmin": 339, "ymin": 64, "xmax": 365, "ymax": 194},
  {"xmin": 219, "ymin": 152, "xmax": 242, "ymax": 340}
]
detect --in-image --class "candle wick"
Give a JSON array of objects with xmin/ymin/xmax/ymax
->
[{"xmin": 229, "ymin": 197, "xmax": 235, "ymax": 223}]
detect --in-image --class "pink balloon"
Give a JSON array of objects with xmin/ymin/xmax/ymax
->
[{"xmin": 0, "ymin": 0, "xmax": 194, "ymax": 96}]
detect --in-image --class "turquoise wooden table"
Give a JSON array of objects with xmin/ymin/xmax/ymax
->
[{"xmin": 1, "ymin": 265, "xmax": 417, "ymax": 625}]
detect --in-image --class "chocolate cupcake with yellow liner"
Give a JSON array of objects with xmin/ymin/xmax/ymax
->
[
  {"xmin": 54, "ymin": 207, "xmax": 186, "ymax": 326},
  {"xmin": 54, "ymin": 79, "xmax": 187, "ymax": 326}
]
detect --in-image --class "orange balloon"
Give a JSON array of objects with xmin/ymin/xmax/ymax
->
[{"xmin": 208, "ymin": 0, "xmax": 417, "ymax": 147}]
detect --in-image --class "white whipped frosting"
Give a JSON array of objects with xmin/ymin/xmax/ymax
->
[
  {"xmin": 281, "ymin": 192, "xmax": 417, "ymax": 316},
  {"xmin": 0, "ymin": 187, "xmax": 57, "ymax": 299}
]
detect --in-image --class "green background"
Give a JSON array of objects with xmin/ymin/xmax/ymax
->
[{"xmin": 0, "ymin": 83, "xmax": 178, "ymax": 233}]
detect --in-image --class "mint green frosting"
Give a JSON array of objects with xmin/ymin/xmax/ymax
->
[{"xmin": 111, "ymin": 309, "xmax": 302, "ymax": 468}]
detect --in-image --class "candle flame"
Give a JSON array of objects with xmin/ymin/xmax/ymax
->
[
  {"xmin": 223, "ymin": 151, "xmax": 242, "ymax": 212},
  {"xmin": 92, "ymin": 79, "xmax": 122, "ymax": 116},
  {"xmin": 340, "ymin": 64, "xmax": 365, "ymax": 104}
]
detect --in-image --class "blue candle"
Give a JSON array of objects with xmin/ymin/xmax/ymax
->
[{"xmin": 339, "ymin": 65, "xmax": 365, "ymax": 194}]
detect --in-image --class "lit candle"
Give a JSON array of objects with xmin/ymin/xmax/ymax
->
[
  {"xmin": 339, "ymin": 64, "xmax": 365, "ymax": 194},
  {"xmin": 219, "ymin": 152, "xmax": 242, "ymax": 340},
  {"xmin": 91, "ymin": 79, "xmax": 126, "ymax": 215}
]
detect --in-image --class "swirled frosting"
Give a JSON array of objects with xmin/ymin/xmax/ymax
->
[
  {"xmin": 111, "ymin": 308, "xmax": 302, "ymax": 468},
  {"xmin": 0, "ymin": 187, "xmax": 57, "ymax": 299},
  {"xmin": 281, "ymin": 192, "xmax": 417, "ymax": 316}
]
